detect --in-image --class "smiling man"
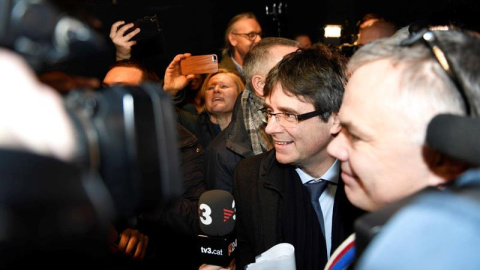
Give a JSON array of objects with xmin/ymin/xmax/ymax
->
[{"xmin": 231, "ymin": 45, "xmax": 364, "ymax": 270}]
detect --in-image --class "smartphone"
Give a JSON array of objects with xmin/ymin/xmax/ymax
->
[
  {"xmin": 118, "ymin": 15, "xmax": 160, "ymax": 42},
  {"xmin": 180, "ymin": 54, "xmax": 218, "ymax": 75}
]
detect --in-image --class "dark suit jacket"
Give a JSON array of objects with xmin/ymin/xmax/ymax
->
[{"xmin": 233, "ymin": 150, "xmax": 365, "ymax": 270}]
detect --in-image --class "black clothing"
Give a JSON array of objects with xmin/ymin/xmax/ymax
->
[
  {"xmin": 137, "ymin": 123, "xmax": 206, "ymax": 270},
  {"xmin": 0, "ymin": 149, "xmax": 112, "ymax": 268},
  {"xmin": 233, "ymin": 150, "xmax": 365, "ymax": 270},
  {"xmin": 204, "ymin": 95, "xmax": 252, "ymax": 192},
  {"xmin": 175, "ymin": 108, "xmax": 220, "ymax": 150}
]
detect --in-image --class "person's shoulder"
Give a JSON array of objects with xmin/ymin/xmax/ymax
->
[
  {"xmin": 205, "ymin": 128, "xmax": 228, "ymax": 151},
  {"xmin": 356, "ymin": 189, "xmax": 480, "ymax": 270},
  {"xmin": 236, "ymin": 151, "xmax": 270, "ymax": 169},
  {"xmin": 176, "ymin": 123, "xmax": 201, "ymax": 149},
  {"xmin": 218, "ymin": 53, "xmax": 238, "ymax": 74},
  {"xmin": 356, "ymin": 171, "xmax": 480, "ymax": 270}
]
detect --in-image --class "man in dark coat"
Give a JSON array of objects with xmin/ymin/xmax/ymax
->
[{"xmin": 233, "ymin": 46, "xmax": 365, "ymax": 270}]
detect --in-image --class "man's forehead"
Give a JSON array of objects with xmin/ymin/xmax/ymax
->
[
  {"xmin": 341, "ymin": 60, "xmax": 401, "ymax": 127},
  {"xmin": 265, "ymin": 84, "xmax": 313, "ymax": 109},
  {"xmin": 235, "ymin": 18, "xmax": 260, "ymax": 30},
  {"xmin": 346, "ymin": 60, "xmax": 399, "ymax": 99}
]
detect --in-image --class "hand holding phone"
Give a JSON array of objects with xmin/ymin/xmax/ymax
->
[
  {"xmin": 117, "ymin": 15, "xmax": 161, "ymax": 42},
  {"xmin": 180, "ymin": 54, "xmax": 218, "ymax": 75}
]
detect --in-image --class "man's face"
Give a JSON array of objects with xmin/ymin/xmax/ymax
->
[
  {"xmin": 230, "ymin": 18, "xmax": 262, "ymax": 59},
  {"xmin": 265, "ymin": 83, "xmax": 338, "ymax": 176},
  {"xmin": 103, "ymin": 66, "xmax": 143, "ymax": 87},
  {"xmin": 327, "ymin": 60, "xmax": 434, "ymax": 211}
]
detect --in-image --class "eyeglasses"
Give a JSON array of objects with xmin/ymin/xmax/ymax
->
[
  {"xmin": 400, "ymin": 27, "xmax": 471, "ymax": 115},
  {"xmin": 260, "ymin": 108, "xmax": 325, "ymax": 128},
  {"xmin": 232, "ymin": 32, "xmax": 262, "ymax": 41}
]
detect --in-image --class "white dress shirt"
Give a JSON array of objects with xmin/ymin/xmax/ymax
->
[{"xmin": 295, "ymin": 159, "xmax": 340, "ymax": 257}]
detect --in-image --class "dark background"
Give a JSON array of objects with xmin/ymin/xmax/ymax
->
[{"xmin": 55, "ymin": 0, "xmax": 480, "ymax": 79}]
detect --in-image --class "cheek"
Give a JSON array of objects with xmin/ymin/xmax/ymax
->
[
  {"xmin": 204, "ymin": 92, "xmax": 213, "ymax": 102},
  {"xmin": 345, "ymin": 186, "xmax": 378, "ymax": 212},
  {"xmin": 226, "ymin": 91, "xmax": 239, "ymax": 104},
  {"xmin": 346, "ymin": 147, "xmax": 385, "ymax": 208}
]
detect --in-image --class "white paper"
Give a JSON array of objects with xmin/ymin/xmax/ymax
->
[{"xmin": 245, "ymin": 243, "xmax": 296, "ymax": 270}]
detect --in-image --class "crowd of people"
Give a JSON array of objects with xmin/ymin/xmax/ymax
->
[{"xmin": 1, "ymin": 1, "xmax": 480, "ymax": 270}]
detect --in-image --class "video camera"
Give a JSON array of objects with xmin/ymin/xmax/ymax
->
[{"xmin": 0, "ymin": 0, "xmax": 182, "ymax": 266}]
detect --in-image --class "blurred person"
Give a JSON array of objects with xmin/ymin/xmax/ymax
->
[
  {"xmin": 218, "ymin": 12, "xmax": 263, "ymax": 77},
  {"xmin": 0, "ymin": 47, "xmax": 115, "ymax": 268},
  {"xmin": 325, "ymin": 26, "xmax": 480, "ymax": 269},
  {"xmin": 357, "ymin": 12, "xmax": 383, "ymax": 30},
  {"xmin": 204, "ymin": 37, "xmax": 298, "ymax": 192},
  {"xmin": 356, "ymin": 19, "xmax": 397, "ymax": 47},
  {"xmin": 0, "ymin": 48, "xmax": 78, "ymax": 165},
  {"xmin": 101, "ymin": 60, "xmax": 206, "ymax": 269},
  {"xmin": 226, "ymin": 46, "xmax": 364, "ymax": 270},
  {"xmin": 38, "ymin": 71, "xmax": 101, "ymax": 94},
  {"xmin": 102, "ymin": 60, "xmax": 161, "ymax": 87},
  {"xmin": 176, "ymin": 73, "xmax": 206, "ymax": 114},
  {"xmin": 294, "ymin": 33, "xmax": 313, "ymax": 49}
]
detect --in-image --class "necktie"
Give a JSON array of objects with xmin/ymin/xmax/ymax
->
[{"xmin": 304, "ymin": 180, "xmax": 329, "ymax": 236}]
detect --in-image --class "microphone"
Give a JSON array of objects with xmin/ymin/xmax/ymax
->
[
  {"xmin": 427, "ymin": 114, "xmax": 480, "ymax": 166},
  {"xmin": 197, "ymin": 190, "xmax": 236, "ymax": 267}
]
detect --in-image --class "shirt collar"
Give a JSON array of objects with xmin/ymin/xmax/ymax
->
[
  {"xmin": 295, "ymin": 159, "xmax": 340, "ymax": 185},
  {"xmin": 231, "ymin": 55, "xmax": 243, "ymax": 73}
]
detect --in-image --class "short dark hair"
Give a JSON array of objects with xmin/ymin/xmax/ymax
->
[
  {"xmin": 264, "ymin": 44, "xmax": 347, "ymax": 121},
  {"xmin": 108, "ymin": 60, "xmax": 161, "ymax": 83}
]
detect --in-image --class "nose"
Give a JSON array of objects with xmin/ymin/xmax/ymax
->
[
  {"xmin": 327, "ymin": 129, "xmax": 349, "ymax": 161},
  {"xmin": 265, "ymin": 115, "xmax": 283, "ymax": 135}
]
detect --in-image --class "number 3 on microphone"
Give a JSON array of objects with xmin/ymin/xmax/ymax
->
[
  {"xmin": 199, "ymin": 200, "xmax": 236, "ymax": 225},
  {"xmin": 199, "ymin": 203, "xmax": 213, "ymax": 225}
]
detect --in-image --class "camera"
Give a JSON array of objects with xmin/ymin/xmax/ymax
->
[
  {"xmin": 65, "ymin": 83, "xmax": 182, "ymax": 221},
  {"xmin": 0, "ymin": 0, "xmax": 182, "ymax": 266}
]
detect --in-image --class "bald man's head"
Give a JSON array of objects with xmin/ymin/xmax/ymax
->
[{"xmin": 357, "ymin": 20, "xmax": 397, "ymax": 46}]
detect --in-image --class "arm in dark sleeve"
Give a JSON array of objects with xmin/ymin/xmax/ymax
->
[
  {"xmin": 232, "ymin": 158, "xmax": 258, "ymax": 269},
  {"xmin": 138, "ymin": 123, "xmax": 205, "ymax": 236}
]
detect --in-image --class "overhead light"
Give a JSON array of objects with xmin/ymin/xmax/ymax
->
[{"xmin": 324, "ymin": 25, "xmax": 342, "ymax": 38}]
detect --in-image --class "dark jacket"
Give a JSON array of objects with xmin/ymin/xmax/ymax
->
[
  {"xmin": 137, "ymin": 123, "xmax": 206, "ymax": 269},
  {"xmin": 176, "ymin": 107, "xmax": 220, "ymax": 150},
  {"xmin": 233, "ymin": 150, "xmax": 365, "ymax": 270},
  {"xmin": 204, "ymin": 95, "xmax": 253, "ymax": 192},
  {"xmin": 139, "ymin": 123, "xmax": 205, "ymax": 235}
]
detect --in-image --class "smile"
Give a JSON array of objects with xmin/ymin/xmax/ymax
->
[{"xmin": 275, "ymin": 140, "xmax": 293, "ymax": 145}]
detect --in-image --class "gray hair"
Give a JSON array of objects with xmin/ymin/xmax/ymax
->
[
  {"xmin": 348, "ymin": 26, "xmax": 480, "ymax": 143},
  {"xmin": 242, "ymin": 37, "xmax": 299, "ymax": 92}
]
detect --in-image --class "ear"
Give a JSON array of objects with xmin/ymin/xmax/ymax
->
[
  {"xmin": 330, "ymin": 112, "xmax": 341, "ymax": 135},
  {"xmin": 251, "ymin": 74, "xmax": 265, "ymax": 97},
  {"xmin": 228, "ymin": 33, "xmax": 238, "ymax": 46},
  {"xmin": 423, "ymin": 146, "xmax": 470, "ymax": 181}
]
